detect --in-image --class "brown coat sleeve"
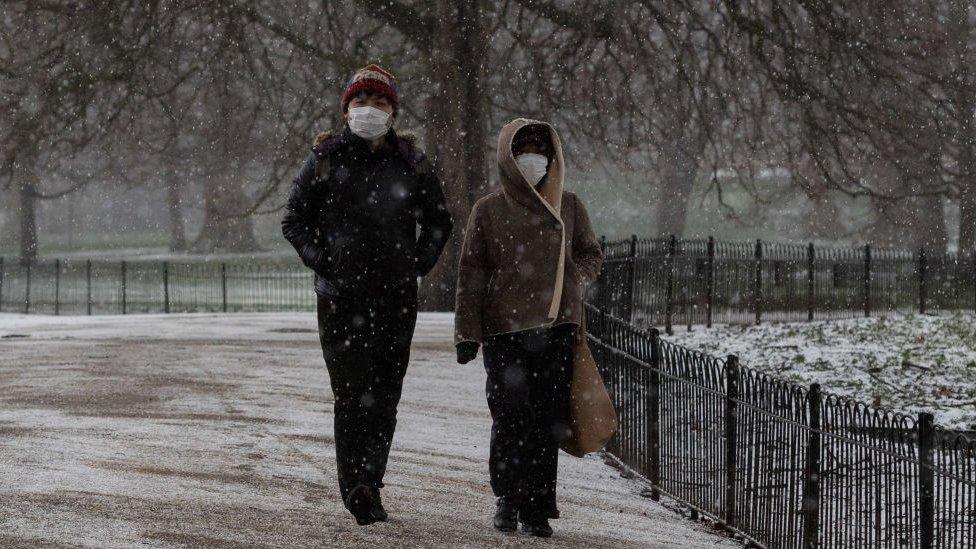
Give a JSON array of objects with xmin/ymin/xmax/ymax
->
[
  {"xmin": 454, "ymin": 198, "xmax": 492, "ymax": 344},
  {"xmin": 571, "ymin": 193, "xmax": 603, "ymax": 283}
]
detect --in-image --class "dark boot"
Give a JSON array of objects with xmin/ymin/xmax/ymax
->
[
  {"xmin": 369, "ymin": 487, "xmax": 389, "ymax": 522},
  {"xmin": 493, "ymin": 497, "xmax": 518, "ymax": 532},
  {"xmin": 345, "ymin": 484, "xmax": 376, "ymax": 526},
  {"xmin": 520, "ymin": 518, "xmax": 553, "ymax": 538}
]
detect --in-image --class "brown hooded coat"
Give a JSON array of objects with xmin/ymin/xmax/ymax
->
[{"xmin": 454, "ymin": 118, "xmax": 604, "ymax": 344}]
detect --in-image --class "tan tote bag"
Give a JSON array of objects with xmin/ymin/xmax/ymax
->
[{"xmin": 560, "ymin": 309, "xmax": 618, "ymax": 458}]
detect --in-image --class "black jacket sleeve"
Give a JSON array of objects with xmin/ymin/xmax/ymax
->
[
  {"xmin": 414, "ymin": 157, "xmax": 454, "ymax": 276},
  {"xmin": 281, "ymin": 153, "xmax": 329, "ymax": 275}
]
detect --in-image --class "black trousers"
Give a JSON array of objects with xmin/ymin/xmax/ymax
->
[
  {"xmin": 482, "ymin": 324, "xmax": 575, "ymax": 521},
  {"xmin": 317, "ymin": 292, "xmax": 417, "ymax": 503}
]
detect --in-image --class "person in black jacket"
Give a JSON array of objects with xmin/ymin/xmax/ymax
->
[{"xmin": 281, "ymin": 64, "xmax": 453, "ymax": 526}]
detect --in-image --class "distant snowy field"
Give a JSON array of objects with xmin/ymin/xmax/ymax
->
[
  {"xmin": 0, "ymin": 312, "xmax": 736, "ymax": 548},
  {"xmin": 667, "ymin": 311, "xmax": 976, "ymax": 430}
]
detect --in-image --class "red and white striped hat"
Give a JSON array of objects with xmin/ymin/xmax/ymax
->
[{"xmin": 340, "ymin": 63, "xmax": 399, "ymax": 114}]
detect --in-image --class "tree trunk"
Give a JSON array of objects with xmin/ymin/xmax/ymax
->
[
  {"xmin": 873, "ymin": 194, "xmax": 948, "ymax": 253},
  {"xmin": 807, "ymin": 190, "xmax": 845, "ymax": 241},
  {"xmin": 1, "ymin": 188, "xmax": 18, "ymax": 251},
  {"xmin": 17, "ymin": 166, "xmax": 38, "ymax": 265},
  {"xmin": 948, "ymin": 0, "xmax": 976, "ymax": 253},
  {"xmin": 915, "ymin": 194, "xmax": 949, "ymax": 254},
  {"xmin": 953, "ymin": 110, "xmax": 976, "ymax": 252},
  {"xmin": 167, "ymin": 173, "xmax": 187, "ymax": 252},
  {"xmin": 960, "ymin": 177, "xmax": 976, "ymax": 253},
  {"xmin": 954, "ymin": 113, "xmax": 976, "ymax": 252},
  {"xmin": 417, "ymin": 0, "xmax": 489, "ymax": 312},
  {"xmin": 655, "ymin": 138, "xmax": 699, "ymax": 238},
  {"xmin": 191, "ymin": 172, "xmax": 260, "ymax": 254}
]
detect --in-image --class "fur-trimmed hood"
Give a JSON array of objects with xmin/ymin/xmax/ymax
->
[
  {"xmin": 313, "ymin": 127, "xmax": 418, "ymax": 148},
  {"xmin": 311, "ymin": 126, "xmax": 426, "ymax": 175}
]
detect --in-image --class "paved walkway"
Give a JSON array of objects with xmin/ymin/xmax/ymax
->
[{"xmin": 0, "ymin": 312, "xmax": 737, "ymax": 548}]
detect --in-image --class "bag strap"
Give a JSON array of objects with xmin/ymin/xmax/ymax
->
[{"xmin": 576, "ymin": 305, "xmax": 587, "ymax": 345}]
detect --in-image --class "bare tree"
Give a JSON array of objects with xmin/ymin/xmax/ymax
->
[{"xmin": 0, "ymin": 1, "xmax": 185, "ymax": 263}]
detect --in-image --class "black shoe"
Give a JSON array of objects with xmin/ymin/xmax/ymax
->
[
  {"xmin": 345, "ymin": 484, "xmax": 376, "ymax": 526},
  {"xmin": 521, "ymin": 519, "xmax": 553, "ymax": 538},
  {"xmin": 493, "ymin": 497, "xmax": 518, "ymax": 532},
  {"xmin": 369, "ymin": 487, "xmax": 388, "ymax": 522}
]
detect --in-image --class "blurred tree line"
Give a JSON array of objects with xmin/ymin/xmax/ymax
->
[{"xmin": 1, "ymin": 1, "xmax": 975, "ymax": 308}]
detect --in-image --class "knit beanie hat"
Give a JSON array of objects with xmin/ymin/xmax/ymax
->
[{"xmin": 340, "ymin": 64, "xmax": 399, "ymax": 114}]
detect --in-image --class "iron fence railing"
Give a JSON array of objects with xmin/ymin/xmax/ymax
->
[
  {"xmin": 3, "ymin": 242, "xmax": 974, "ymax": 548},
  {"xmin": 0, "ymin": 257, "xmax": 316, "ymax": 315},
  {"xmin": 586, "ymin": 303, "xmax": 976, "ymax": 549},
  {"xmin": 591, "ymin": 235, "xmax": 976, "ymax": 333}
]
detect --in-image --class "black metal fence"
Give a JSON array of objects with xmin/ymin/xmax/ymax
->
[
  {"xmin": 592, "ymin": 235, "xmax": 976, "ymax": 333},
  {"xmin": 0, "ymin": 257, "xmax": 316, "ymax": 315},
  {"xmin": 5, "ymin": 235, "xmax": 974, "ymax": 324},
  {"xmin": 586, "ymin": 303, "xmax": 976, "ymax": 549},
  {"xmin": 4, "ymin": 244, "xmax": 974, "ymax": 548}
]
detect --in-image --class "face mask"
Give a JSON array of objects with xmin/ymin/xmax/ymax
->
[
  {"xmin": 515, "ymin": 153, "xmax": 549, "ymax": 186},
  {"xmin": 347, "ymin": 106, "xmax": 392, "ymax": 140}
]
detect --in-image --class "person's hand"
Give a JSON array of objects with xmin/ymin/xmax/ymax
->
[{"xmin": 456, "ymin": 341, "xmax": 479, "ymax": 364}]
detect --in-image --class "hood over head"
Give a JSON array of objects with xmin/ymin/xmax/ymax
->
[{"xmin": 496, "ymin": 118, "xmax": 566, "ymax": 221}]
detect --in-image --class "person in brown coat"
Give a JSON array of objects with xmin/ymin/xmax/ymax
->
[{"xmin": 454, "ymin": 118, "xmax": 603, "ymax": 537}]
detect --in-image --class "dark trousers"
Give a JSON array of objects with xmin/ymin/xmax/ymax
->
[
  {"xmin": 482, "ymin": 324, "xmax": 575, "ymax": 521},
  {"xmin": 316, "ymin": 292, "xmax": 418, "ymax": 503}
]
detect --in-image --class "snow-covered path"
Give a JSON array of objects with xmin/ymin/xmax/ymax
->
[{"xmin": 0, "ymin": 312, "xmax": 736, "ymax": 548}]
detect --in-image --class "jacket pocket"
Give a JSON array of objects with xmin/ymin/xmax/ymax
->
[{"xmin": 326, "ymin": 241, "xmax": 348, "ymax": 276}]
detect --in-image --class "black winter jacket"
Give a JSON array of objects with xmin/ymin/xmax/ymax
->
[{"xmin": 282, "ymin": 127, "xmax": 453, "ymax": 299}]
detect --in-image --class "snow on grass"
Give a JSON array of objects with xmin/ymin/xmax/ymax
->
[
  {"xmin": 0, "ymin": 312, "xmax": 737, "ymax": 548},
  {"xmin": 666, "ymin": 311, "xmax": 976, "ymax": 430}
]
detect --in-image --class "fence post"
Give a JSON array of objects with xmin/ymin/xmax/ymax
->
[
  {"xmin": 0, "ymin": 256, "xmax": 4, "ymax": 313},
  {"xmin": 863, "ymin": 244, "xmax": 871, "ymax": 317},
  {"xmin": 724, "ymin": 354, "xmax": 740, "ymax": 526},
  {"xmin": 54, "ymin": 258, "xmax": 61, "ymax": 316},
  {"xmin": 665, "ymin": 235, "xmax": 676, "ymax": 335},
  {"xmin": 121, "ymin": 260, "xmax": 127, "ymax": 315},
  {"xmin": 85, "ymin": 259, "xmax": 92, "ymax": 315},
  {"xmin": 24, "ymin": 260, "xmax": 31, "ymax": 314},
  {"xmin": 163, "ymin": 261, "xmax": 170, "ymax": 314},
  {"xmin": 807, "ymin": 243, "xmax": 815, "ymax": 321},
  {"xmin": 221, "ymin": 262, "xmax": 228, "ymax": 313},
  {"xmin": 625, "ymin": 235, "xmax": 638, "ymax": 322},
  {"xmin": 753, "ymin": 239, "xmax": 763, "ymax": 325},
  {"xmin": 919, "ymin": 247, "xmax": 927, "ymax": 314},
  {"xmin": 801, "ymin": 383, "xmax": 822, "ymax": 549},
  {"xmin": 647, "ymin": 327, "xmax": 662, "ymax": 500},
  {"xmin": 594, "ymin": 236, "xmax": 607, "ymax": 309},
  {"xmin": 706, "ymin": 236, "xmax": 715, "ymax": 328},
  {"xmin": 918, "ymin": 412, "xmax": 935, "ymax": 549}
]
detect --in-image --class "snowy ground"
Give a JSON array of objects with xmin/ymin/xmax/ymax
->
[
  {"xmin": 666, "ymin": 311, "xmax": 976, "ymax": 430},
  {"xmin": 0, "ymin": 312, "xmax": 736, "ymax": 548}
]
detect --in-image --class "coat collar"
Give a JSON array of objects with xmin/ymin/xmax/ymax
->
[{"xmin": 313, "ymin": 126, "xmax": 425, "ymax": 172}]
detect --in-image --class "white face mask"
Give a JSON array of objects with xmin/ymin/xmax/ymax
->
[
  {"xmin": 515, "ymin": 153, "xmax": 549, "ymax": 186},
  {"xmin": 347, "ymin": 106, "xmax": 392, "ymax": 140}
]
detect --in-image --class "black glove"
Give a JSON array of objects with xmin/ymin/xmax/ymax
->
[{"xmin": 456, "ymin": 341, "xmax": 480, "ymax": 364}]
